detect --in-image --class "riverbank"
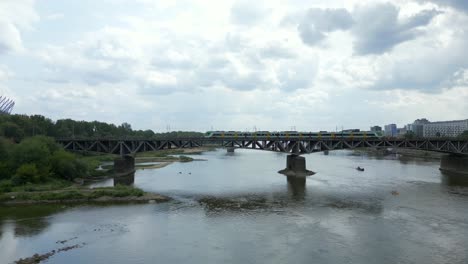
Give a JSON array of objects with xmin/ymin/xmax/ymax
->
[
  {"xmin": 0, "ymin": 146, "xmax": 215, "ymax": 205},
  {"xmin": 0, "ymin": 185, "xmax": 170, "ymax": 205}
]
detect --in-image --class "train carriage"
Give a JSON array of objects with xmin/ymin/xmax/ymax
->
[{"xmin": 204, "ymin": 131, "xmax": 382, "ymax": 139}]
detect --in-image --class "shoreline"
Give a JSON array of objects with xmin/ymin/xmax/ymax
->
[
  {"xmin": 1, "ymin": 192, "xmax": 170, "ymax": 205},
  {"xmin": 1, "ymin": 147, "xmax": 216, "ymax": 206}
]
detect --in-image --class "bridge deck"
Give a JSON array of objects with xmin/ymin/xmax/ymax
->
[{"xmin": 56, "ymin": 137, "xmax": 468, "ymax": 156}]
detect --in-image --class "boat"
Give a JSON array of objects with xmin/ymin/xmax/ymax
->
[{"xmin": 356, "ymin": 166, "xmax": 365, "ymax": 171}]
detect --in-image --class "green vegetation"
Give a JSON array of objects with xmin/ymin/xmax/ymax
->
[
  {"xmin": 88, "ymin": 185, "xmax": 144, "ymax": 198},
  {"xmin": 0, "ymin": 136, "xmax": 92, "ymax": 190},
  {"xmin": 403, "ymin": 130, "xmax": 415, "ymax": 139},
  {"xmin": 0, "ymin": 114, "xmax": 203, "ymax": 141},
  {"xmin": 179, "ymin": 155, "xmax": 194, "ymax": 162},
  {"xmin": 458, "ymin": 130, "xmax": 468, "ymax": 139},
  {"xmin": 0, "ymin": 185, "xmax": 145, "ymax": 202}
]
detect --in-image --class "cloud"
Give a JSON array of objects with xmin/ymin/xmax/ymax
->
[
  {"xmin": 230, "ymin": 1, "xmax": 269, "ymax": 26},
  {"xmin": 298, "ymin": 8, "xmax": 353, "ymax": 46},
  {"xmin": 260, "ymin": 43, "xmax": 296, "ymax": 59},
  {"xmin": 4, "ymin": 0, "xmax": 468, "ymax": 130},
  {"xmin": 0, "ymin": 22, "xmax": 23, "ymax": 54},
  {"xmin": 0, "ymin": 0, "xmax": 39, "ymax": 54},
  {"xmin": 417, "ymin": 0, "xmax": 468, "ymax": 13},
  {"xmin": 352, "ymin": 3, "xmax": 441, "ymax": 55}
]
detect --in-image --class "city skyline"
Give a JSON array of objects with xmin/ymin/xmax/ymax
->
[{"xmin": 1, "ymin": 0, "xmax": 468, "ymax": 132}]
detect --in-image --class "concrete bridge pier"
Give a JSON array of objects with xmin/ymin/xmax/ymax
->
[
  {"xmin": 278, "ymin": 154, "xmax": 315, "ymax": 180},
  {"xmin": 114, "ymin": 155, "xmax": 135, "ymax": 175},
  {"xmin": 440, "ymin": 155, "xmax": 468, "ymax": 176},
  {"xmin": 227, "ymin": 147, "xmax": 235, "ymax": 153},
  {"xmin": 114, "ymin": 155, "xmax": 136, "ymax": 185},
  {"xmin": 114, "ymin": 172, "xmax": 135, "ymax": 186}
]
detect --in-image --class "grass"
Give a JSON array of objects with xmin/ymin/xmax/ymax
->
[
  {"xmin": 0, "ymin": 185, "xmax": 146, "ymax": 202},
  {"xmin": 0, "ymin": 179, "xmax": 72, "ymax": 193},
  {"xmin": 88, "ymin": 185, "xmax": 144, "ymax": 198},
  {"xmin": 179, "ymin": 155, "xmax": 193, "ymax": 162}
]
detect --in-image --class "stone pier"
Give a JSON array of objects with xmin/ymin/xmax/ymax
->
[
  {"xmin": 227, "ymin": 147, "xmax": 235, "ymax": 153},
  {"xmin": 440, "ymin": 155, "xmax": 468, "ymax": 176},
  {"xmin": 278, "ymin": 154, "xmax": 315, "ymax": 178}
]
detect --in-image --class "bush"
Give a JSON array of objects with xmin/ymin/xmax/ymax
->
[
  {"xmin": 11, "ymin": 137, "xmax": 51, "ymax": 169},
  {"xmin": 50, "ymin": 150, "xmax": 88, "ymax": 180},
  {"xmin": 12, "ymin": 163, "xmax": 40, "ymax": 186},
  {"xmin": 0, "ymin": 180, "xmax": 13, "ymax": 193},
  {"xmin": 0, "ymin": 161, "xmax": 14, "ymax": 181}
]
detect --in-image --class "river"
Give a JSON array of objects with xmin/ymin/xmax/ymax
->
[{"xmin": 1, "ymin": 149, "xmax": 468, "ymax": 264}]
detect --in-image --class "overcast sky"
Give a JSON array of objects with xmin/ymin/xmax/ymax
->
[{"xmin": 1, "ymin": 0, "xmax": 467, "ymax": 132}]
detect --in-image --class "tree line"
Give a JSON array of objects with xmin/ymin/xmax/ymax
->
[{"xmin": 0, "ymin": 114, "xmax": 203, "ymax": 142}]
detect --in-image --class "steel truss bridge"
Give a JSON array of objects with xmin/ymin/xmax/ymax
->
[{"xmin": 57, "ymin": 137, "xmax": 468, "ymax": 156}]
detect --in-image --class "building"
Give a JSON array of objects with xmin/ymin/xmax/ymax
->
[
  {"xmin": 370, "ymin": 126, "xmax": 382, "ymax": 132},
  {"xmin": 407, "ymin": 118, "xmax": 430, "ymax": 137},
  {"xmin": 384, "ymin": 124, "xmax": 397, "ymax": 137},
  {"xmin": 423, "ymin": 119, "xmax": 468, "ymax": 138}
]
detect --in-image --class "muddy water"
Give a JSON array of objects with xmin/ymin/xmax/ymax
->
[{"xmin": 1, "ymin": 149, "xmax": 468, "ymax": 264}]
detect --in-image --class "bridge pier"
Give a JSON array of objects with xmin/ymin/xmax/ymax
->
[
  {"xmin": 440, "ymin": 155, "xmax": 468, "ymax": 176},
  {"xmin": 114, "ymin": 155, "xmax": 135, "ymax": 175},
  {"xmin": 227, "ymin": 147, "xmax": 235, "ymax": 153},
  {"xmin": 114, "ymin": 172, "xmax": 135, "ymax": 186},
  {"xmin": 278, "ymin": 154, "xmax": 315, "ymax": 179}
]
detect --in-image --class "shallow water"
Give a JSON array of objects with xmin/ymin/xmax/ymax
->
[{"xmin": 1, "ymin": 149, "xmax": 468, "ymax": 264}]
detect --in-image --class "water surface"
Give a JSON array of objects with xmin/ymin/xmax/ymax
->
[{"xmin": 1, "ymin": 149, "xmax": 468, "ymax": 264}]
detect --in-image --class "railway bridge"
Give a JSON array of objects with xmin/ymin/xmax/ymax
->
[{"xmin": 56, "ymin": 137, "xmax": 468, "ymax": 182}]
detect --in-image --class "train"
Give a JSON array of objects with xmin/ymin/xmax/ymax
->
[{"xmin": 204, "ymin": 130, "xmax": 384, "ymax": 139}]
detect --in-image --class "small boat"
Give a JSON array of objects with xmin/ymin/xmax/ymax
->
[{"xmin": 356, "ymin": 166, "xmax": 365, "ymax": 171}]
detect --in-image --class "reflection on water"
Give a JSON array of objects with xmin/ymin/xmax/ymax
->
[
  {"xmin": 441, "ymin": 171, "xmax": 468, "ymax": 187},
  {"xmin": 1, "ymin": 149, "xmax": 468, "ymax": 264},
  {"xmin": 287, "ymin": 176, "xmax": 306, "ymax": 200},
  {"xmin": 0, "ymin": 205, "xmax": 65, "ymax": 238}
]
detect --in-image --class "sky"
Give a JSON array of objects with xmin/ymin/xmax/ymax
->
[{"xmin": 1, "ymin": 0, "xmax": 468, "ymax": 132}]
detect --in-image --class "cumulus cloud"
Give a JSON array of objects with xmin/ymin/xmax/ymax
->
[
  {"xmin": 352, "ymin": 3, "xmax": 441, "ymax": 55},
  {"xmin": 298, "ymin": 8, "xmax": 353, "ymax": 46}
]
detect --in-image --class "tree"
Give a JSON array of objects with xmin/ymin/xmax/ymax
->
[
  {"xmin": 11, "ymin": 137, "xmax": 53, "ymax": 173},
  {"xmin": 0, "ymin": 137, "xmax": 14, "ymax": 180},
  {"xmin": 50, "ymin": 150, "xmax": 87, "ymax": 180},
  {"xmin": 404, "ymin": 131, "xmax": 415, "ymax": 139},
  {"xmin": 0, "ymin": 121, "xmax": 25, "ymax": 141},
  {"xmin": 12, "ymin": 163, "xmax": 40, "ymax": 185},
  {"xmin": 458, "ymin": 130, "xmax": 468, "ymax": 139}
]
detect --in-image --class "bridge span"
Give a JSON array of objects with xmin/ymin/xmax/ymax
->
[
  {"xmin": 57, "ymin": 137, "xmax": 468, "ymax": 156},
  {"xmin": 56, "ymin": 137, "xmax": 468, "ymax": 182}
]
